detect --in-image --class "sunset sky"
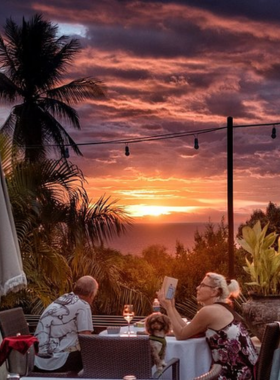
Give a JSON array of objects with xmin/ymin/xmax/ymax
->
[{"xmin": 0, "ymin": 0, "xmax": 280, "ymax": 225}]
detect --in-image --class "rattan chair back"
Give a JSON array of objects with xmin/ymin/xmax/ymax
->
[
  {"xmin": 255, "ymin": 322, "xmax": 280, "ymax": 380},
  {"xmin": 79, "ymin": 334, "xmax": 153, "ymax": 379},
  {"xmin": 0, "ymin": 307, "xmax": 30, "ymax": 337}
]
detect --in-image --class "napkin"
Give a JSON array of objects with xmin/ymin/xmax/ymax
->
[{"xmin": 0, "ymin": 335, "xmax": 39, "ymax": 366}]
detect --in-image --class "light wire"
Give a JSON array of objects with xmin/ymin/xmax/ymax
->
[{"xmin": 21, "ymin": 121, "xmax": 280, "ymax": 149}]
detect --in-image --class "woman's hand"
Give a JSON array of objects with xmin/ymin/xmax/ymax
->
[{"xmin": 157, "ymin": 288, "xmax": 174, "ymax": 309}]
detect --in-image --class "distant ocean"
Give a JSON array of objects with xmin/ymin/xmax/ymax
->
[{"xmin": 105, "ymin": 223, "xmax": 207, "ymax": 256}]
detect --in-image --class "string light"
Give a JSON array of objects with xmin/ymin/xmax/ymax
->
[
  {"xmin": 64, "ymin": 147, "xmax": 70, "ymax": 158},
  {"xmin": 125, "ymin": 145, "xmax": 130, "ymax": 156},
  {"xmin": 271, "ymin": 126, "xmax": 276, "ymax": 139},
  {"xmin": 194, "ymin": 135, "xmax": 199, "ymax": 150}
]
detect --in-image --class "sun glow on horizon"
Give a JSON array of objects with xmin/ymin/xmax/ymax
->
[{"xmin": 126, "ymin": 204, "xmax": 198, "ymax": 218}]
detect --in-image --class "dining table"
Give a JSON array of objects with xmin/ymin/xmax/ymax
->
[{"xmin": 100, "ymin": 325, "xmax": 212, "ymax": 380}]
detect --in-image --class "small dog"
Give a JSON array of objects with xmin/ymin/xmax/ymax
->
[{"xmin": 145, "ymin": 313, "xmax": 171, "ymax": 371}]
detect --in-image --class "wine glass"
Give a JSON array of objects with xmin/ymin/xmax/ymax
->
[{"xmin": 123, "ymin": 304, "xmax": 134, "ymax": 335}]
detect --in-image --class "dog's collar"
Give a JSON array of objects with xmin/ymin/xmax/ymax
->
[{"xmin": 149, "ymin": 335, "xmax": 166, "ymax": 346}]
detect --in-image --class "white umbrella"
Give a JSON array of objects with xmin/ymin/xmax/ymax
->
[{"xmin": 0, "ymin": 156, "xmax": 27, "ymax": 297}]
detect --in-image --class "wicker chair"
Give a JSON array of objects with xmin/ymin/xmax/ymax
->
[
  {"xmin": 0, "ymin": 307, "xmax": 78, "ymax": 378},
  {"xmin": 0, "ymin": 307, "xmax": 30, "ymax": 337},
  {"xmin": 78, "ymin": 334, "xmax": 180, "ymax": 380},
  {"xmin": 193, "ymin": 364, "xmax": 222, "ymax": 380},
  {"xmin": 269, "ymin": 347, "xmax": 280, "ymax": 380},
  {"xmin": 255, "ymin": 322, "xmax": 280, "ymax": 380}
]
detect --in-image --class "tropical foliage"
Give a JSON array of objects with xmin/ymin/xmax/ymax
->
[
  {"xmin": 173, "ymin": 218, "xmax": 245, "ymax": 298},
  {"xmin": 237, "ymin": 221, "xmax": 280, "ymax": 295},
  {"xmin": 0, "ymin": 13, "xmax": 105, "ymax": 162},
  {"xmin": 237, "ymin": 202, "xmax": 280, "ymax": 250},
  {"xmin": 0, "ymin": 131, "xmax": 146, "ymax": 314}
]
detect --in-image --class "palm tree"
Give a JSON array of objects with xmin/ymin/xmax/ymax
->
[{"xmin": 0, "ymin": 14, "xmax": 105, "ymax": 162}]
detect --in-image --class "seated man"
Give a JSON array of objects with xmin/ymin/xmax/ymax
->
[{"xmin": 34, "ymin": 275, "xmax": 99, "ymax": 373}]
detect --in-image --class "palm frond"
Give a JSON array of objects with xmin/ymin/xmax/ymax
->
[
  {"xmin": 0, "ymin": 132, "xmax": 13, "ymax": 172},
  {"xmin": 47, "ymin": 77, "xmax": 106, "ymax": 104},
  {"xmin": 40, "ymin": 98, "xmax": 80, "ymax": 129},
  {"xmin": 69, "ymin": 246, "xmax": 151, "ymax": 315},
  {"xmin": 176, "ymin": 296, "xmax": 198, "ymax": 319},
  {"xmin": 51, "ymin": 38, "xmax": 81, "ymax": 79},
  {"xmin": 0, "ymin": 23, "xmax": 18, "ymax": 77},
  {"xmin": 85, "ymin": 195, "xmax": 133, "ymax": 244},
  {"xmin": 0, "ymin": 73, "xmax": 21, "ymax": 101},
  {"xmin": 10, "ymin": 159, "xmax": 87, "ymax": 206},
  {"xmin": 34, "ymin": 106, "xmax": 82, "ymax": 157}
]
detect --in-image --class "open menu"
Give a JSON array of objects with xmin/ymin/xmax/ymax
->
[{"xmin": 161, "ymin": 276, "xmax": 178, "ymax": 300}]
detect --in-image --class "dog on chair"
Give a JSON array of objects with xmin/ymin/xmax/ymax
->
[{"xmin": 145, "ymin": 313, "xmax": 171, "ymax": 371}]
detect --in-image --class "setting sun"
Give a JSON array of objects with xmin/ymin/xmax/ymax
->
[
  {"xmin": 126, "ymin": 205, "xmax": 198, "ymax": 218},
  {"xmin": 140, "ymin": 206, "xmax": 169, "ymax": 217}
]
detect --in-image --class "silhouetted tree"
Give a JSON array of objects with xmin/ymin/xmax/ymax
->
[
  {"xmin": 0, "ymin": 14, "xmax": 105, "ymax": 162},
  {"xmin": 173, "ymin": 218, "xmax": 245, "ymax": 302}
]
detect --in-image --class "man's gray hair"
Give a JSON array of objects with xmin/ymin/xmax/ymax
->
[{"xmin": 73, "ymin": 275, "xmax": 99, "ymax": 297}]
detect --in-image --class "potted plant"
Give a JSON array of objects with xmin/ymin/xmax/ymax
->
[{"xmin": 237, "ymin": 220, "xmax": 280, "ymax": 341}]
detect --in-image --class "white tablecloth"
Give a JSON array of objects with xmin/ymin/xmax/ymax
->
[
  {"xmin": 100, "ymin": 326, "xmax": 212, "ymax": 380},
  {"xmin": 163, "ymin": 335, "xmax": 212, "ymax": 379}
]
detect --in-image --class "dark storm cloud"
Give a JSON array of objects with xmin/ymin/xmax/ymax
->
[
  {"xmin": 205, "ymin": 94, "xmax": 254, "ymax": 119},
  {"xmin": 255, "ymin": 64, "xmax": 280, "ymax": 82},
  {"xmin": 155, "ymin": 0, "xmax": 280, "ymax": 22},
  {"xmin": 0, "ymin": 1, "xmax": 32, "ymax": 25},
  {"xmin": 83, "ymin": 13, "xmax": 262, "ymax": 60},
  {"xmin": 85, "ymin": 24, "xmax": 198, "ymax": 58},
  {"xmin": 105, "ymin": 68, "xmax": 151, "ymax": 81}
]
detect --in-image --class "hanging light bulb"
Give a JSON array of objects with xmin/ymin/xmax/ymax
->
[
  {"xmin": 271, "ymin": 126, "xmax": 276, "ymax": 139},
  {"xmin": 194, "ymin": 136, "xmax": 199, "ymax": 150},
  {"xmin": 64, "ymin": 147, "xmax": 70, "ymax": 158},
  {"xmin": 125, "ymin": 145, "xmax": 130, "ymax": 156}
]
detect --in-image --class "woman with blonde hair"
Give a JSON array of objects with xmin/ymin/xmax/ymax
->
[{"xmin": 158, "ymin": 272, "xmax": 258, "ymax": 379}]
